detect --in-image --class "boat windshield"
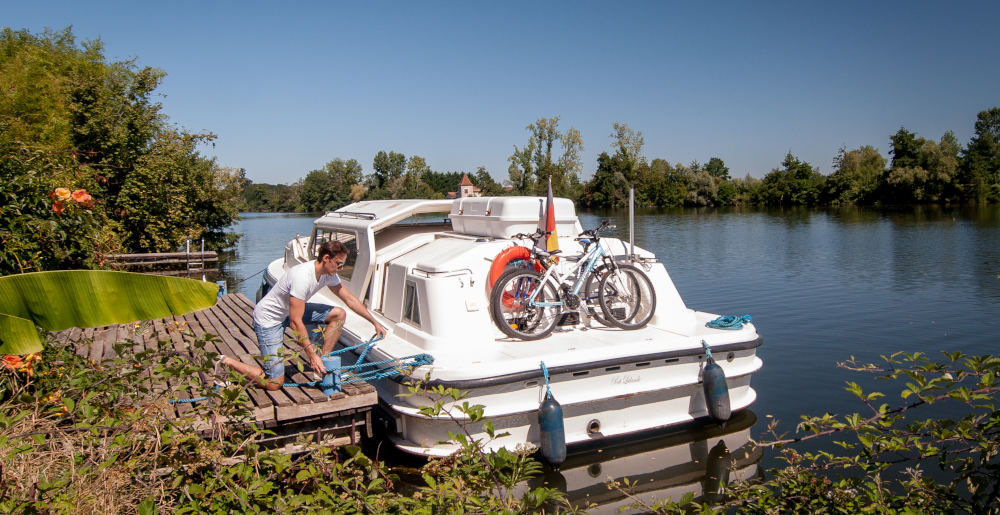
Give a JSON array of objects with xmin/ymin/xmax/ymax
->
[
  {"xmin": 311, "ymin": 228, "xmax": 359, "ymax": 283},
  {"xmin": 394, "ymin": 212, "xmax": 451, "ymax": 225}
]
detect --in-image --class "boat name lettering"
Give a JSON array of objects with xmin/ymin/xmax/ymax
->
[{"xmin": 612, "ymin": 375, "xmax": 640, "ymax": 385}]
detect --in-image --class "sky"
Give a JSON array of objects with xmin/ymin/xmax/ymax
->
[{"xmin": 7, "ymin": 1, "xmax": 1000, "ymax": 185}]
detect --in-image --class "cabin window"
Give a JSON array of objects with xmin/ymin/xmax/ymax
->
[
  {"xmin": 403, "ymin": 281, "xmax": 421, "ymax": 325},
  {"xmin": 311, "ymin": 228, "xmax": 359, "ymax": 283}
]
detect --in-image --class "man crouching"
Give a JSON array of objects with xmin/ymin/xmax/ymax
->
[{"xmin": 217, "ymin": 241, "xmax": 386, "ymax": 389}]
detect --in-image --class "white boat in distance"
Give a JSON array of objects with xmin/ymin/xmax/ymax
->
[{"xmin": 261, "ymin": 197, "xmax": 763, "ymax": 457}]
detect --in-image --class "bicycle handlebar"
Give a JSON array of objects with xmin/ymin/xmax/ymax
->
[
  {"xmin": 511, "ymin": 228, "xmax": 549, "ymax": 240},
  {"xmin": 577, "ymin": 219, "xmax": 615, "ymax": 239}
]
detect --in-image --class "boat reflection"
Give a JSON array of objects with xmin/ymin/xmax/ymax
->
[{"xmin": 524, "ymin": 410, "xmax": 761, "ymax": 513}]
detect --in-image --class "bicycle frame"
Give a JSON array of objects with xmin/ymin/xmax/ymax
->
[{"xmin": 524, "ymin": 239, "xmax": 610, "ymax": 309}]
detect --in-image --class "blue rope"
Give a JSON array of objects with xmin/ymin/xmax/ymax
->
[
  {"xmin": 168, "ymin": 335, "xmax": 433, "ymax": 403},
  {"xmin": 701, "ymin": 339, "xmax": 713, "ymax": 360},
  {"xmin": 169, "ymin": 384, "xmax": 220, "ymax": 404},
  {"xmin": 706, "ymin": 314, "xmax": 753, "ymax": 330},
  {"xmin": 540, "ymin": 361, "xmax": 551, "ymax": 396}
]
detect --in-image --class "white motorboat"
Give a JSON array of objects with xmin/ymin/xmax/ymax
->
[{"xmin": 260, "ymin": 196, "xmax": 763, "ymax": 457}]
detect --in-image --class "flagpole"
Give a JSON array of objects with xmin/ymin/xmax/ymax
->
[{"xmin": 629, "ymin": 185, "xmax": 635, "ymax": 263}]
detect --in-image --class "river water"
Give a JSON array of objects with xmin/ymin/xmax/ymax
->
[{"xmin": 221, "ymin": 205, "xmax": 1000, "ymax": 509}]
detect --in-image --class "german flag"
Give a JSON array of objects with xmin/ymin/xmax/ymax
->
[{"xmin": 536, "ymin": 176, "xmax": 558, "ymax": 255}]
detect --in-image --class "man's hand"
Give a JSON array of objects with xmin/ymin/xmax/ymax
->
[
  {"xmin": 308, "ymin": 349, "xmax": 326, "ymax": 378},
  {"xmin": 373, "ymin": 321, "xmax": 387, "ymax": 340}
]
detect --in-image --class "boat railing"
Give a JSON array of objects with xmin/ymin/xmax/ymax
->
[
  {"xmin": 326, "ymin": 211, "xmax": 378, "ymax": 220},
  {"xmin": 411, "ymin": 267, "xmax": 475, "ymax": 279}
]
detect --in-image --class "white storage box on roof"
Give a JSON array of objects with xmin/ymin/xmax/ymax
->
[{"xmin": 449, "ymin": 197, "xmax": 580, "ymax": 238}]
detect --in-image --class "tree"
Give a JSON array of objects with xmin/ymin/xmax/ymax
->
[
  {"xmin": 962, "ymin": 107, "xmax": 1000, "ymax": 201},
  {"xmin": 393, "ymin": 155, "xmax": 433, "ymax": 199},
  {"xmin": 826, "ymin": 145, "xmax": 886, "ymax": 205},
  {"xmin": 704, "ymin": 157, "xmax": 731, "ymax": 181},
  {"xmin": 242, "ymin": 181, "xmax": 301, "ymax": 212},
  {"xmin": 582, "ymin": 152, "xmax": 627, "ymax": 208},
  {"xmin": 298, "ymin": 158, "xmax": 362, "ymax": 211},
  {"xmin": 507, "ymin": 117, "xmax": 583, "ymax": 198},
  {"xmin": 371, "ymin": 150, "xmax": 406, "ymax": 191},
  {"xmin": 582, "ymin": 123, "xmax": 649, "ymax": 208},
  {"xmin": 473, "ymin": 167, "xmax": 505, "ymax": 196},
  {"xmin": 884, "ymin": 133, "xmax": 960, "ymax": 203},
  {"xmin": 757, "ymin": 153, "xmax": 825, "ymax": 205},
  {"xmin": 423, "ymin": 171, "xmax": 464, "ymax": 196},
  {"xmin": 0, "ymin": 27, "xmax": 242, "ymax": 267},
  {"xmin": 889, "ymin": 127, "xmax": 922, "ymax": 169}
]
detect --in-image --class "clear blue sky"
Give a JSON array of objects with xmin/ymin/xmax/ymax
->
[{"xmin": 8, "ymin": 1, "xmax": 1000, "ymax": 184}]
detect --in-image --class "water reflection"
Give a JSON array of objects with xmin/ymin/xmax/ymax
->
[{"xmin": 523, "ymin": 411, "xmax": 761, "ymax": 513}]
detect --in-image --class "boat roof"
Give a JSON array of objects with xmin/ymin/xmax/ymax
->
[{"xmin": 316, "ymin": 199, "xmax": 454, "ymax": 233}]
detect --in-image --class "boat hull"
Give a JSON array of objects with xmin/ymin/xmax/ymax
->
[{"xmin": 363, "ymin": 339, "xmax": 762, "ymax": 457}]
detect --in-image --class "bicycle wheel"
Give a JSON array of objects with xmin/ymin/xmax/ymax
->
[
  {"xmin": 581, "ymin": 267, "xmax": 613, "ymax": 327},
  {"xmin": 490, "ymin": 268, "xmax": 560, "ymax": 340},
  {"xmin": 598, "ymin": 264, "xmax": 657, "ymax": 330}
]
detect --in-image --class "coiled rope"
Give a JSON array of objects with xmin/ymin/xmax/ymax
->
[{"xmin": 705, "ymin": 314, "xmax": 753, "ymax": 330}]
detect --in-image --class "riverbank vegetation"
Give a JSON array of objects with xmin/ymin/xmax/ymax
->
[
  {"xmin": 244, "ymin": 111, "xmax": 999, "ymax": 212},
  {"xmin": 0, "ymin": 28, "xmax": 244, "ymax": 275},
  {"xmin": 2, "ymin": 331, "xmax": 998, "ymax": 512}
]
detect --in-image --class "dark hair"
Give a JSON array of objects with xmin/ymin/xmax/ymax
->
[{"xmin": 317, "ymin": 241, "xmax": 349, "ymax": 261}]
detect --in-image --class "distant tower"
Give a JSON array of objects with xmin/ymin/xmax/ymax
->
[{"xmin": 458, "ymin": 173, "xmax": 477, "ymax": 198}]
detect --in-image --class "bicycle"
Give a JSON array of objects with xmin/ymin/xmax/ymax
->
[{"xmin": 489, "ymin": 220, "xmax": 657, "ymax": 340}]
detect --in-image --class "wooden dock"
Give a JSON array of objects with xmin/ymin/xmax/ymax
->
[
  {"xmin": 57, "ymin": 293, "xmax": 378, "ymax": 449},
  {"xmin": 106, "ymin": 250, "xmax": 219, "ymax": 276}
]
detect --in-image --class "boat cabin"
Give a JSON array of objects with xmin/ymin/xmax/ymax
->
[{"xmin": 290, "ymin": 197, "xmax": 589, "ymax": 349}]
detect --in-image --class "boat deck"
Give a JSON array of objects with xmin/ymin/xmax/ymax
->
[{"xmin": 56, "ymin": 293, "xmax": 377, "ymax": 448}]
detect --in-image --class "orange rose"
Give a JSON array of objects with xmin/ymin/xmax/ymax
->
[
  {"xmin": 1, "ymin": 355, "xmax": 21, "ymax": 371},
  {"xmin": 52, "ymin": 201, "xmax": 65, "ymax": 215},
  {"xmin": 71, "ymin": 189, "xmax": 93, "ymax": 206},
  {"xmin": 54, "ymin": 187, "xmax": 71, "ymax": 201}
]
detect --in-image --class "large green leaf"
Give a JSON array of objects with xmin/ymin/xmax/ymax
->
[{"xmin": 0, "ymin": 270, "xmax": 218, "ymax": 355}]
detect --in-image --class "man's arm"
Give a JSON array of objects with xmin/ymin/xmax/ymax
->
[
  {"xmin": 329, "ymin": 283, "xmax": 387, "ymax": 339},
  {"xmin": 289, "ymin": 296, "xmax": 327, "ymax": 375}
]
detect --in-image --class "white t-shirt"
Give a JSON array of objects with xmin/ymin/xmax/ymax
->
[{"xmin": 252, "ymin": 260, "xmax": 341, "ymax": 328}]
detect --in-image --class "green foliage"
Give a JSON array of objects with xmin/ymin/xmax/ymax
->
[
  {"xmin": 826, "ymin": 145, "xmax": 886, "ymax": 205},
  {"xmin": 507, "ymin": 116, "xmax": 584, "ymax": 198},
  {"xmin": 0, "ymin": 331, "xmax": 569, "ymax": 513},
  {"xmin": 756, "ymin": 152, "xmax": 826, "ymax": 206},
  {"xmin": 298, "ymin": 158, "xmax": 363, "ymax": 212},
  {"xmin": 242, "ymin": 180, "xmax": 301, "ymax": 212},
  {"xmin": 884, "ymin": 132, "xmax": 962, "ymax": 203},
  {"xmin": 423, "ymin": 170, "xmax": 464, "ymax": 196},
  {"xmin": 0, "ymin": 27, "xmax": 242, "ymax": 268},
  {"xmin": 0, "ymin": 271, "xmax": 217, "ymax": 354},
  {"xmin": 963, "ymin": 107, "xmax": 1000, "ymax": 202},
  {"xmin": 5, "ymin": 328, "xmax": 1000, "ymax": 513},
  {"xmin": 616, "ymin": 351, "xmax": 1000, "ymax": 513}
]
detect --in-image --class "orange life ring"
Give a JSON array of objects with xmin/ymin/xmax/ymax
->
[{"xmin": 487, "ymin": 246, "xmax": 534, "ymax": 290}]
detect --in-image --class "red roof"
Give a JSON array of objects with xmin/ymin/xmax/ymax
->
[{"xmin": 458, "ymin": 173, "xmax": 474, "ymax": 187}]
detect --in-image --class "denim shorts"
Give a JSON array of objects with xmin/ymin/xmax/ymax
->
[{"xmin": 253, "ymin": 303, "xmax": 334, "ymax": 379}]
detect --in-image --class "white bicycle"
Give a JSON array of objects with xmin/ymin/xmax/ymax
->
[{"xmin": 489, "ymin": 220, "xmax": 657, "ymax": 340}]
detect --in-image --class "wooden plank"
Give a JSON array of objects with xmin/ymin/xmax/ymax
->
[
  {"xmin": 67, "ymin": 327, "xmax": 85, "ymax": 355},
  {"xmin": 186, "ymin": 311, "xmax": 293, "ymax": 412},
  {"xmin": 151, "ymin": 318, "xmax": 193, "ymax": 418},
  {"xmin": 107, "ymin": 251, "xmax": 218, "ymax": 261},
  {"xmin": 214, "ymin": 295, "xmax": 259, "ymax": 341},
  {"xmin": 274, "ymin": 390, "xmax": 378, "ymax": 422},
  {"xmin": 231, "ymin": 293, "xmax": 257, "ymax": 312},
  {"xmin": 207, "ymin": 298, "xmax": 282, "ymax": 415},
  {"xmin": 193, "ymin": 307, "xmax": 276, "ymax": 413},
  {"xmin": 89, "ymin": 327, "xmax": 110, "ymax": 362}
]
